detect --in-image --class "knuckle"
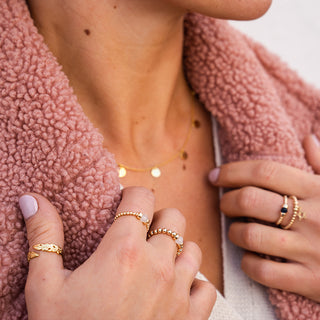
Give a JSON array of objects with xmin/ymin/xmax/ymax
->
[
  {"xmin": 242, "ymin": 224, "xmax": 261, "ymax": 250},
  {"xmin": 155, "ymin": 262, "xmax": 175, "ymax": 285},
  {"xmin": 27, "ymin": 218, "xmax": 61, "ymax": 246},
  {"xmin": 116, "ymin": 235, "xmax": 143, "ymax": 268},
  {"xmin": 255, "ymin": 160, "xmax": 278, "ymax": 182},
  {"xmin": 237, "ymin": 187, "xmax": 259, "ymax": 211}
]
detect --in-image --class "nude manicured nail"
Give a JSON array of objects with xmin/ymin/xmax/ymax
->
[
  {"xmin": 209, "ymin": 168, "xmax": 220, "ymax": 184},
  {"xmin": 19, "ymin": 195, "xmax": 38, "ymax": 220},
  {"xmin": 312, "ymin": 134, "xmax": 320, "ymax": 147}
]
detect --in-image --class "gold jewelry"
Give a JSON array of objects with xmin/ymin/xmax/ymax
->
[
  {"xmin": 276, "ymin": 195, "xmax": 288, "ymax": 225},
  {"xmin": 282, "ymin": 196, "xmax": 305, "ymax": 230},
  {"xmin": 118, "ymin": 93, "xmax": 196, "ymax": 178},
  {"xmin": 147, "ymin": 228, "xmax": 184, "ymax": 256},
  {"xmin": 114, "ymin": 211, "xmax": 150, "ymax": 231},
  {"xmin": 28, "ymin": 251, "xmax": 39, "ymax": 261},
  {"xmin": 28, "ymin": 243, "xmax": 63, "ymax": 262}
]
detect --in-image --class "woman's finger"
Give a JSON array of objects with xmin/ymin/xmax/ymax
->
[
  {"xmin": 303, "ymin": 134, "xmax": 320, "ymax": 174},
  {"xmin": 228, "ymin": 222, "xmax": 308, "ymax": 262},
  {"xmin": 221, "ymin": 186, "xmax": 310, "ymax": 227},
  {"xmin": 221, "ymin": 186, "xmax": 319, "ymax": 232},
  {"xmin": 175, "ymin": 241, "xmax": 202, "ymax": 289},
  {"xmin": 147, "ymin": 207, "xmax": 186, "ymax": 260},
  {"xmin": 241, "ymin": 252, "xmax": 316, "ymax": 299},
  {"xmin": 189, "ymin": 279, "xmax": 216, "ymax": 320},
  {"xmin": 107, "ymin": 186, "xmax": 155, "ymax": 241},
  {"xmin": 209, "ymin": 160, "xmax": 320, "ymax": 199},
  {"xmin": 19, "ymin": 193, "xmax": 65, "ymax": 289}
]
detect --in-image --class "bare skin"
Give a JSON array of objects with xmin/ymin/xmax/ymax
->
[
  {"xmin": 119, "ymin": 100, "xmax": 222, "ymax": 289},
  {"xmin": 26, "ymin": 0, "xmax": 271, "ymax": 292}
]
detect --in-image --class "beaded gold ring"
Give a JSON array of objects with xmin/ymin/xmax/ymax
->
[
  {"xmin": 147, "ymin": 228, "xmax": 184, "ymax": 256},
  {"xmin": 114, "ymin": 211, "xmax": 150, "ymax": 231}
]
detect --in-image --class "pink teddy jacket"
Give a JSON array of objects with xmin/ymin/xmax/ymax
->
[{"xmin": 1, "ymin": 0, "xmax": 320, "ymax": 319}]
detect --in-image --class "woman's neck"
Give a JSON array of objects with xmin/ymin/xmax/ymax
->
[{"xmin": 27, "ymin": 0, "xmax": 194, "ymax": 165}]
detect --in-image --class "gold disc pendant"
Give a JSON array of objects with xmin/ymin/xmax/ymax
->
[
  {"xmin": 118, "ymin": 166, "xmax": 127, "ymax": 178},
  {"xmin": 151, "ymin": 167, "xmax": 161, "ymax": 178}
]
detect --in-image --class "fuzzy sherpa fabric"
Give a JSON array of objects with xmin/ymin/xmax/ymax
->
[{"xmin": 1, "ymin": 0, "xmax": 320, "ymax": 319}]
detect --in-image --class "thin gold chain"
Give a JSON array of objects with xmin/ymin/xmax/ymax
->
[{"xmin": 117, "ymin": 93, "xmax": 196, "ymax": 178}]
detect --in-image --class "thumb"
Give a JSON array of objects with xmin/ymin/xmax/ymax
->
[
  {"xmin": 303, "ymin": 134, "xmax": 320, "ymax": 174},
  {"xmin": 19, "ymin": 193, "xmax": 65, "ymax": 282}
]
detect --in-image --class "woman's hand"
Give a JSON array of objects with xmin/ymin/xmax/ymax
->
[
  {"xmin": 208, "ymin": 135, "xmax": 320, "ymax": 303},
  {"xmin": 20, "ymin": 186, "xmax": 216, "ymax": 320}
]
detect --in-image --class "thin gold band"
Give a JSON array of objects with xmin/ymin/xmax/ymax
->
[{"xmin": 114, "ymin": 211, "xmax": 150, "ymax": 231}]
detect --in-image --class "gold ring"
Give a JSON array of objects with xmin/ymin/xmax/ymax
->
[
  {"xmin": 282, "ymin": 196, "xmax": 306, "ymax": 230},
  {"xmin": 114, "ymin": 211, "xmax": 150, "ymax": 231},
  {"xmin": 28, "ymin": 243, "xmax": 63, "ymax": 262},
  {"xmin": 276, "ymin": 195, "xmax": 289, "ymax": 225},
  {"xmin": 147, "ymin": 228, "xmax": 184, "ymax": 256}
]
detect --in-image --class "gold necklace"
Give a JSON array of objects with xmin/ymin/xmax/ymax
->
[{"xmin": 117, "ymin": 100, "xmax": 195, "ymax": 178}]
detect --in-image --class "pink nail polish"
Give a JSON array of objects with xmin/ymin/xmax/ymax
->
[
  {"xmin": 209, "ymin": 168, "xmax": 220, "ymax": 184},
  {"xmin": 19, "ymin": 195, "xmax": 38, "ymax": 220}
]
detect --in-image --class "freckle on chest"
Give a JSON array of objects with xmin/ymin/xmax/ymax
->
[{"xmin": 84, "ymin": 29, "xmax": 91, "ymax": 36}]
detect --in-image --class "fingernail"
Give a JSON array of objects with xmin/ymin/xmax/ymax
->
[
  {"xmin": 312, "ymin": 134, "xmax": 320, "ymax": 147},
  {"xmin": 208, "ymin": 168, "xmax": 220, "ymax": 184},
  {"xmin": 19, "ymin": 195, "xmax": 38, "ymax": 220}
]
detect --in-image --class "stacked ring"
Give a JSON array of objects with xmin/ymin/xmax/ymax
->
[
  {"xmin": 276, "ymin": 195, "xmax": 306, "ymax": 230},
  {"xmin": 114, "ymin": 211, "xmax": 150, "ymax": 231},
  {"xmin": 147, "ymin": 228, "xmax": 184, "ymax": 256},
  {"xmin": 282, "ymin": 196, "xmax": 300, "ymax": 230}
]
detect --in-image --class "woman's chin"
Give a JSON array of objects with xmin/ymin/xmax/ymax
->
[
  {"xmin": 224, "ymin": 0, "xmax": 273, "ymax": 21},
  {"xmin": 177, "ymin": 0, "xmax": 272, "ymax": 21}
]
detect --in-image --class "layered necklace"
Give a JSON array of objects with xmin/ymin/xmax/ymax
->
[{"xmin": 117, "ymin": 97, "xmax": 197, "ymax": 179}]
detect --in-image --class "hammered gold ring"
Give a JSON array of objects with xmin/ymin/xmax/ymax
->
[
  {"xmin": 114, "ymin": 211, "xmax": 150, "ymax": 231},
  {"xmin": 28, "ymin": 243, "xmax": 63, "ymax": 262},
  {"xmin": 147, "ymin": 228, "xmax": 184, "ymax": 256}
]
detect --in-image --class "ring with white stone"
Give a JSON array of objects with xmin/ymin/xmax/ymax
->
[
  {"xmin": 147, "ymin": 228, "xmax": 184, "ymax": 256},
  {"xmin": 114, "ymin": 211, "xmax": 150, "ymax": 231}
]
